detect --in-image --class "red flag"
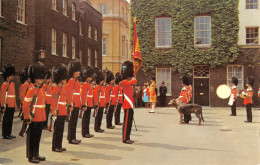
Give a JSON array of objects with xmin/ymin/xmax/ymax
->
[{"xmin": 133, "ymin": 17, "xmax": 142, "ymax": 77}]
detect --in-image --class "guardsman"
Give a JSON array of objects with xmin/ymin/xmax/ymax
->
[
  {"xmin": 1, "ymin": 64, "xmax": 16, "ymax": 139},
  {"xmin": 19, "ymin": 66, "xmax": 33, "ymax": 137},
  {"xmin": 186, "ymin": 75, "xmax": 192, "ymax": 121},
  {"xmin": 22, "ymin": 62, "xmax": 47, "ymax": 163},
  {"xmin": 243, "ymin": 76, "xmax": 254, "ymax": 123},
  {"xmin": 105, "ymin": 71, "xmax": 116, "ymax": 129},
  {"xmin": 66, "ymin": 60, "xmax": 81, "ymax": 144},
  {"xmin": 93, "ymin": 68, "xmax": 105, "ymax": 133},
  {"xmin": 121, "ymin": 61, "xmax": 137, "ymax": 144},
  {"xmin": 179, "ymin": 75, "xmax": 189, "ymax": 123},
  {"xmin": 51, "ymin": 64, "xmax": 68, "ymax": 152},
  {"xmin": 81, "ymin": 66, "xmax": 95, "ymax": 138},
  {"xmin": 230, "ymin": 77, "xmax": 238, "ymax": 116},
  {"xmin": 149, "ymin": 77, "xmax": 157, "ymax": 113},
  {"xmin": 42, "ymin": 70, "xmax": 52, "ymax": 129},
  {"xmin": 114, "ymin": 72, "xmax": 123, "ymax": 125}
]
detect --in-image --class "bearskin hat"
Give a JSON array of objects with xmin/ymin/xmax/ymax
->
[
  {"xmin": 232, "ymin": 77, "xmax": 238, "ymax": 86},
  {"xmin": 121, "ymin": 61, "xmax": 133, "ymax": 80},
  {"xmin": 28, "ymin": 62, "xmax": 46, "ymax": 84},
  {"xmin": 68, "ymin": 60, "xmax": 81, "ymax": 78},
  {"xmin": 46, "ymin": 70, "xmax": 51, "ymax": 79},
  {"xmin": 182, "ymin": 75, "xmax": 190, "ymax": 86},
  {"xmin": 3, "ymin": 64, "xmax": 15, "ymax": 81},
  {"xmin": 94, "ymin": 68, "xmax": 104, "ymax": 84},
  {"xmin": 115, "ymin": 72, "xmax": 122, "ymax": 85},
  {"xmin": 247, "ymin": 76, "xmax": 254, "ymax": 87},
  {"xmin": 20, "ymin": 65, "xmax": 29, "ymax": 84},
  {"xmin": 151, "ymin": 77, "xmax": 156, "ymax": 81},
  {"xmin": 105, "ymin": 70, "xmax": 114, "ymax": 84},
  {"xmin": 52, "ymin": 64, "xmax": 68, "ymax": 84},
  {"xmin": 81, "ymin": 66, "xmax": 95, "ymax": 80}
]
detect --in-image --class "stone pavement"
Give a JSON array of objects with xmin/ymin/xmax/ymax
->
[{"xmin": 0, "ymin": 106, "xmax": 260, "ymax": 165}]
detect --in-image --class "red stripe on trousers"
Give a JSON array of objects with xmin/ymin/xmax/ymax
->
[{"xmin": 123, "ymin": 109, "xmax": 129, "ymax": 141}]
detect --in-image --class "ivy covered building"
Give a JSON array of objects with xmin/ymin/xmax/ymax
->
[{"xmin": 130, "ymin": 0, "xmax": 260, "ymax": 107}]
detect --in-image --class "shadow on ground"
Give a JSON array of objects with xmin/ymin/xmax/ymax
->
[
  {"xmin": 64, "ymin": 151, "xmax": 122, "ymax": 160},
  {"xmin": 80, "ymin": 142, "xmax": 134, "ymax": 151}
]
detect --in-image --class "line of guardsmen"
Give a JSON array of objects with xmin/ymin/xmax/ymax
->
[{"xmin": 0, "ymin": 60, "xmax": 137, "ymax": 164}]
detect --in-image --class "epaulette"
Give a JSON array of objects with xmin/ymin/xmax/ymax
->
[
  {"xmin": 232, "ymin": 86, "xmax": 237, "ymax": 89},
  {"xmin": 181, "ymin": 86, "xmax": 187, "ymax": 91},
  {"xmin": 247, "ymin": 87, "xmax": 252, "ymax": 91}
]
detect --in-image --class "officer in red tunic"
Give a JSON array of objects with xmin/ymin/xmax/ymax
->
[
  {"xmin": 93, "ymin": 68, "xmax": 105, "ymax": 133},
  {"xmin": 81, "ymin": 66, "xmax": 95, "ymax": 138},
  {"xmin": 66, "ymin": 60, "xmax": 81, "ymax": 144},
  {"xmin": 1, "ymin": 64, "xmax": 16, "ymax": 139},
  {"xmin": 105, "ymin": 71, "xmax": 116, "ymax": 129},
  {"xmin": 243, "ymin": 76, "xmax": 254, "ymax": 123},
  {"xmin": 179, "ymin": 75, "xmax": 189, "ymax": 123},
  {"xmin": 51, "ymin": 64, "xmax": 68, "ymax": 152},
  {"xmin": 42, "ymin": 71, "xmax": 52, "ymax": 129},
  {"xmin": 230, "ymin": 77, "xmax": 238, "ymax": 116},
  {"xmin": 22, "ymin": 62, "xmax": 47, "ymax": 163},
  {"xmin": 121, "ymin": 61, "xmax": 137, "ymax": 144},
  {"xmin": 114, "ymin": 72, "xmax": 123, "ymax": 125}
]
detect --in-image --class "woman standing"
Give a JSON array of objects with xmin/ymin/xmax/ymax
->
[
  {"xmin": 149, "ymin": 77, "xmax": 157, "ymax": 113},
  {"xmin": 142, "ymin": 86, "xmax": 149, "ymax": 107}
]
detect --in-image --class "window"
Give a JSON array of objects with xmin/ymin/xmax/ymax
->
[
  {"xmin": 72, "ymin": 3, "xmax": 76, "ymax": 21},
  {"xmin": 155, "ymin": 17, "xmax": 172, "ymax": 48},
  {"xmin": 156, "ymin": 67, "xmax": 171, "ymax": 96},
  {"xmin": 63, "ymin": 0, "xmax": 67, "ymax": 16},
  {"xmin": 51, "ymin": 28, "xmax": 57, "ymax": 55},
  {"xmin": 95, "ymin": 50, "xmax": 98, "ymax": 67},
  {"xmin": 227, "ymin": 65, "xmax": 243, "ymax": 92},
  {"xmin": 99, "ymin": 4, "xmax": 106, "ymax": 14},
  {"xmin": 72, "ymin": 36, "xmax": 76, "ymax": 59},
  {"xmin": 0, "ymin": 0, "xmax": 2, "ymax": 16},
  {"xmin": 79, "ymin": 20, "xmax": 83, "ymax": 35},
  {"xmin": 79, "ymin": 50, "xmax": 83, "ymax": 64},
  {"xmin": 246, "ymin": 27, "xmax": 259, "ymax": 45},
  {"xmin": 62, "ymin": 33, "xmax": 68, "ymax": 57},
  {"xmin": 94, "ymin": 28, "xmax": 98, "ymax": 41},
  {"xmin": 102, "ymin": 38, "xmax": 107, "ymax": 56},
  {"xmin": 122, "ymin": 36, "xmax": 125, "ymax": 57},
  {"xmin": 88, "ymin": 25, "xmax": 91, "ymax": 38},
  {"xmin": 52, "ymin": 0, "xmax": 57, "ymax": 10},
  {"xmin": 17, "ymin": 0, "xmax": 26, "ymax": 23},
  {"xmin": 194, "ymin": 16, "xmax": 211, "ymax": 46},
  {"xmin": 246, "ymin": 0, "xmax": 258, "ymax": 9},
  {"xmin": 88, "ymin": 48, "xmax": 91, "ymax": 66}
]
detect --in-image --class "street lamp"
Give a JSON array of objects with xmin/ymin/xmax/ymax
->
[{"xmin": 39, "ymin": 48, "xmax": 46, "ymax": 60}]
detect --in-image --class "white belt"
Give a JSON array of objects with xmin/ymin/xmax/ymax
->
[
  {"xmin": 46, "ymin": 94, "xmax": 51, "ymax": 97},
  {"xmin": 111, "ymin": 95, "xmax": 115, "ymax": 97},
  {"xmin": 100, "ymin": 96, "xmax": 105, "ymax": 98},
  {"xmin": 58, "ymin": 102, "xmax": 66, "ymax": 105},
  {"xmin": 118, "ymin": 95, "xmax": 122, "ymax": 97},
  {"xmin": 33, "ymin": 105, "xmax": 45, "ymax": 108},
  {"xmin": 87, "ymin": 95, "xmax": 93, "ymax": 98},
  {"xmin": 7, "ymin": 95, "xmax": 16, "ymax": 98},
  {"xmin": 73, "ymin": 93, "xmax": 80, "ymax": 95}
]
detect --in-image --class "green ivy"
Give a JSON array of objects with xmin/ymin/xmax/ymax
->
[{"xmin": 130, "ymin": 0, "xmax": 239, "ymax": 76}]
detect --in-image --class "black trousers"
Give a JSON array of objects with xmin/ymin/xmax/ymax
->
[
  {"xmin": 246, "ymin": 103, "xmax": 252, "ymax": 122},
  {"xmin": 67, "ymin": 107, "xmax": 79, "ymax": 141},
  {"xmin": 115, "ymin": 104, "xmax": 122, "ymax": 124},
  {"xmin": 122, "ymin": 108, "xmax": 134, "ymax": 142},
  {"xmin": 160, "ymin": 96, "xmax": 166, "ymax": 107},
  {"xmin": 2, "ymin": 107, "xmax": 15, "ymax": 137},
  {"xmin": 52, "ymin": 116, "xmax": 66, "ymax": 150},
  {"xmin": 94, "ymin": 107, "xmax": 104, "ymax": 131},
  {"xmin": 82, "ymin": 107, "xmax": 92, "ymax": 136},
  {"xmin": 231, "ymin": 100, "xmax": 236, "ymax": 116},
  {"xmin": 43, "ymin": 104, "xmax": 50, "ymax": 129},
  {"xmin": 106, "ymin": 105, "xmax": 114, "ymax": 128},
  {"xmin": 26, "ymin": 122, "xmax": 43, "ymax": 158}
]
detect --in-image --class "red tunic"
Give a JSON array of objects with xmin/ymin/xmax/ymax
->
[
  {"xmin": 105, "ymin": 85, "xmax": 112, "ymax": 105},
  {"xmin": 187, "ymin": 85, "xmax": 192, "ymax": 102},
  {"xmin": 122, "ymin": 78, "xmax": 137, "ymax": 110},
  {"xmin": 50, "ymin": 86, "xmax": 67, "ymax": 116},
  {"xmin": 243, "ymin": 87, "xmax": 253, "ymax": 105},
  {"xmin": 0, "ymin": 81, "xmax": 16, "ymax": 108},
  {"xmin": 22, "ymin": 86, "xmax": 46, "ymax": 122},
  {"xmin": 66, "ymin": 77, "xmax": 81, "ymax": 108},
  {"xmin": 94, "ymin": 85, "xmax": 105, "ymax": 107},
  {"xmin": 179, "ymin": 86, "xmax": 188, "ymax": 104},
  {"xmin": 258, "ymin": 88, "xmax": 260, "ymax": 97},
  {"xmin": 43, "ymin": 84, "xmax": 52, "ymax": 104},
  {"xmin": 231, "ymin": 85, "xmax": 237, "ymax": 99},
  {"xmin": 81, "ymin": 82, "xmax": 93, "ymax": 108},
  {"xmin": 114, "ymin": 85, "xmax": 123, "ymax": 104},
  {"xmin": 19, "ymin": 81, "xmax": 32, "ymax": 103}
]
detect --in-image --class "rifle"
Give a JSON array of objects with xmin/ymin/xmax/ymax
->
[
  {"xmin": 66, "ymin": 77, "xmax": 77, "ymax": 121},
  {"xmin": 92, "ymin": 89, "xmax": 100, "ymax": 118},
  {"xmin": 104, "ymin": 103, "xmax": 109, "ymax": 114},
  {"xmin": 48, "ymin": 87, "xmax": 61, "ymax": 132},
  {"xmin": 79, "ymin": 108, "xmax": 83, "ymax": 118}
]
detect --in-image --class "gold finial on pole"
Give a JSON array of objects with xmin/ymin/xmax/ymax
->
[{"xmin": 133, "ymin": 17, "xmax": 137, "ymax": 23}]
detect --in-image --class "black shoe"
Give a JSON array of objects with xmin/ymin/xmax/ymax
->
[
  {"xmin": 9, "ymin": 135, "xmax": 16, "ymax": 138},
  {"xmin": 53, "ymin": 148, "xmax": 62, "ymax": 152},
  {"xmin": 36, "ymin": 156, "xmax": 46, "ymax": 161},
  {"xmin": 230, "ymin": 114, "xmax": 236, "ymax": 116},
  {"xmin": 83, "ymin": 134, "xmax": 94, "ymax": 138},
  {"xmin": 29, "ymin": 157, "xmax": 40, "ymax": 164},
  {"xmin": 62, "ymin": 147, "xmax": 66, "ymax": 151},
  {"xmin": 95, "ymin": 129, "xmax": 104, "ymax": 133},
  {"xmin": 244, "ymin": 120, "xmax": 252, "ymax": 123},
  {"xmin": 107, "ymin": 126, "xmax": 115, "ymax": 129},
  {"xmin": 123, "ymin": 140, "xmax": 134, "ymax": 144},
  {"xmin": 3, "ymin": 136, "xmax": 12, "ymax": 139},
  {"xmin": 69, "ymin": 139, "xmax": 81, "ymax": 144},
  {"xmin": 116, "ymin": 122, "xmax": 123, "ymax": 125}
]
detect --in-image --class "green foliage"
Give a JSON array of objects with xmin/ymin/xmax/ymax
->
[{"xmin": 130, "ymin": 0, "xmax": 239, "ymax": 76}]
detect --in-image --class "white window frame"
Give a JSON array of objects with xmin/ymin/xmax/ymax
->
[
  {"xmin": 156, "ymin": 67, "xmax": 172, "ymax": 96},
  {"xmin": 62, "ymin": 33, "xmax": 68, "ymax": 57},
  {"xmin": 88, "ymin": 25, "xmax": 92, "ymax": 38},
  {"xmin": 246, "ymin": 27, "xmax": 259, "ymax": 45},
  {"xmin": 102, "ymin": 38, "xmax": 107, "ymax": 56},
  {"xmin": 95, "ymin": 50, "xmax": 98, "ymax": 67},
  {"xmin": 72, "ymin": 2, "xmax": 76, "ymax": 21},
  {"xmin": 194, "ymin": 16, "xmax": 211, "ymax": 47},
  {"xmin": 72, "ymin": 36, "xmax": 76, "ymax": 59},
  {"xmin": 79, "ymin": 50, "xmax": 83, "ymax": 64},
  {"xmin": 99, "ymin": 4, "xmax": 106, "ymax": 14},
  {"xmin": 94, "ymin": 28, "xmax": 98, "ymax": 41},
  {"xmin": 79, "ymin": 20, "xmax": 83, "ymax": 35},
  {"xmin": 52, "ymin": 0, "xmax": 57, "ymax": 10},
  {"xmin": 88, "ymin": 48, "xmax": 91, "ymax": 66},
  {"xmin": 51, "ymin": 28, "xmax": 57, "ymax": 55},
  {"xmin": 227, "ymin": 65, "xmax": 244, "ymax": 92},
  {"xmin": 63, "ymin": 0, "xmax": 68, "ymax": 16},
  {"xmin": 246, "ymin": 0, "xmax": 258, "ymax": 9},
  {"xmin": 155, "ymin": 17, "xmax": 172, "ymax": 48},
  {"xmin": 17, "ymin": 0, "xmax": 26, "ymax": 24}
]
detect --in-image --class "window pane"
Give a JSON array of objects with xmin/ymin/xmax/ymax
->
[{"xmin": 156, "ymin": 18, "xmax": 171, "ymax": 47}]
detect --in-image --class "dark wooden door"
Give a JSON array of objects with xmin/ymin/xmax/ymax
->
[{"xmin": 194, "ymin": 78, "xmax": 209, "ymax": 106}]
